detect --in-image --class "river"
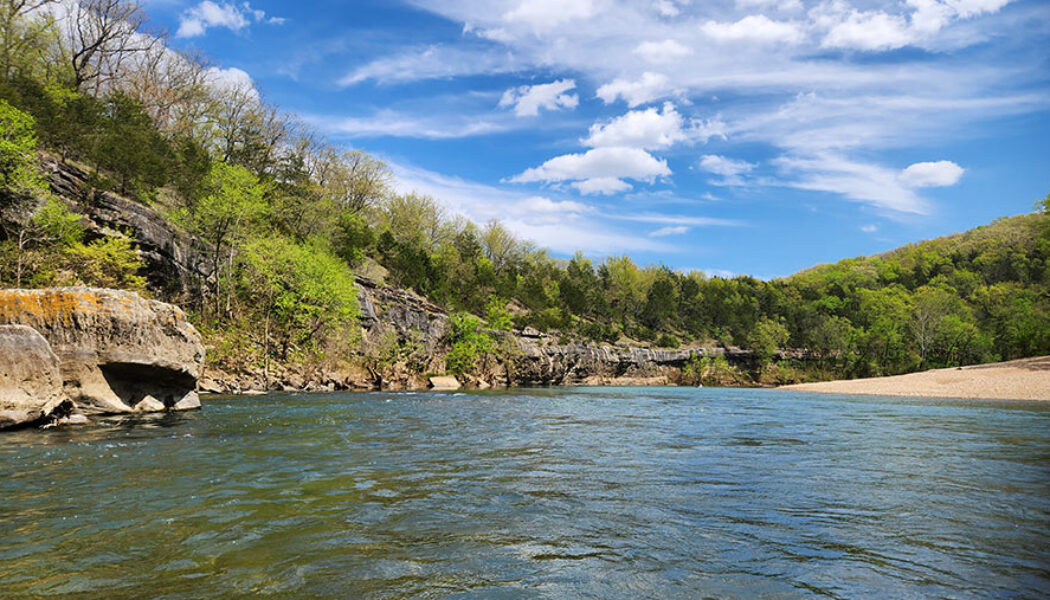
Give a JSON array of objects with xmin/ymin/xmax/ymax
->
[{"xmin": 2, "ymin": 388, "xmax": 1049, "ymax": 598}]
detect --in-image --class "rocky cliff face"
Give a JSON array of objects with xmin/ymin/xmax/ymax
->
[
  {"xmin": 44, "ymin": 157, "xmax": 212, "ymax": 299},
  {"xmin": 0, "ymin": 288, "xmax": 204, "ymax": 422},
  {"xmin": 509, "ymin": 342, "xmax": 755, "ymax": 387}
]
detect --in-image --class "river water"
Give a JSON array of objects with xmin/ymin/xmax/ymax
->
[{"xmin": 2, "ymin": 388, "xmax": 1049, "ymax": 599}]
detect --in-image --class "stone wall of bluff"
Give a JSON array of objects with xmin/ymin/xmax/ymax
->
[{"xmin": 0, "ymin": 288, "xmax": 205, "ymax": 428}]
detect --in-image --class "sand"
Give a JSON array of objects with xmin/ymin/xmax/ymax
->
[{"xmin": 783, "ymin": 356, "xmax": 1050, "ymax": 401}]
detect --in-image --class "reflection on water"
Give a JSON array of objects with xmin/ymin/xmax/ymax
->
[{"xmin": 1, "ymin": 388, "xmax": 1049, "ymax": 598}]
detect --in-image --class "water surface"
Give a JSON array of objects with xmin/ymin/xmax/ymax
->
[{"xmin": 2, "ymin": 388, "xmax": 1049, "ymax": 598}]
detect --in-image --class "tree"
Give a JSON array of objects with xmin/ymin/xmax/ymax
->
[
  {"xmin": 911, "ymin": 286, "xmax": 957, "ymax": 368},
  {"xmin": 240, "ymin": 237, "xmax": 359, "ymax": 368},
  {"xmin": 61, "ymin": 0, "xmax": 155, "ymax": 92},
  {"xmin": 66, "ymin": 235, "xmax": 146, "ymax": 290},
  {"xmin": 445, "ymin": 312, "xmax": 494, "ymax": 376},
  {"xmin": 0, "ymin": 98, "xmax": 42, "ymax": 199},
  {"xmin": 0, "ymin": 0, "xmax": 57, "ymax": 80},
  {"xmin": 3, "ymin": 196, "xmax": 81, "ymax": 286},
  {"xmin": 746, "ymin": 317, "xmax": 790, "ymax": 363},
  {"xmin": 176, "ymin": 162, "xmax": 267, "ymax": 317},
  {"xmin": 93, "ymin": 92, "xmax": 171, "ymax": 196}
]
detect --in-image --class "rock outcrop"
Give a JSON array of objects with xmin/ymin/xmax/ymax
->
[
  {"xmin": 0, "ymin": 325, "xmax": 72, "ymax": 428},
  {"xmin": 0, "ymin": 288, "xmax": 205, "ymax": 417},
  {"xmin": 44, "ymin": 157, "xmax": 213, "ymax": 298},
  {"xmin": 509, "ymin": 342, "xmax": 757, "ymax": 387}
]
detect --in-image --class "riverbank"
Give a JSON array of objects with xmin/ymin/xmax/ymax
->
[{"xmin": 782, "ymin": 356, "xmax": 1050, "ymax": 401}]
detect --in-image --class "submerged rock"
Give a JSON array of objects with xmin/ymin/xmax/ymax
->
[
  {"xmin": 0, "ymin": 288, "xmax": 205, "ymax": 416},
  {"xmin": 0, "ymin": 325, "xmax": 71, "ymax": 429}
]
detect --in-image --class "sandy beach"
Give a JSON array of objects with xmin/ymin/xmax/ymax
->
[{"xmin": 783, "ymin": 356, "xmax": 1050, "ymax": 401}]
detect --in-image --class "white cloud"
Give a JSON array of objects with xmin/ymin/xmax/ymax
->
[
  {"xmin": 503, "ymin": 0, "xmax": 597, "ymax": 29},
  {"xmin": 737, "ymin": 0, "xmax": 802, "ymax": 10},
  {"xmin": 510, "ymin": 146, "xmax": 671, "ymax": 194},
  {"xmin": 774, "ymin": 153, "xmax": 929, "ymax": 214},
  {"xmin": 596, "ymin": 72, "xmax": 674, "ymax": 107},
  {"xmin": 314, "ymin": 109, "xmax": 513, "ymax": 139},
  {"xmin": 861, "ymin": 224, "xmax": 879, "ymax": 233},
  {"xmin": 650, "ymin": 225, "xmax": 690, "ymax": 236},
  {"xmin": 583, "ymin": 102, "xmax": 688, "ymax": 149},
  {"xmin": 701, "ymin": 15, "xmax": 804, "ymax": 45},
  {"xmin": 899, "ymin": 160, "xmax": 965, "ymax": 187},
  {"xmin": 204, "ymin": 66, "xmax": 259, "ymax": 100},
  {"xmin": 819, "ymin": 8, "xmax": 913, "ymax": 51},
  {"xmin": 633, "ymin": 39, "xmax": 693, "ymax": 63},
  {"xmin": 176, "ymin": 1, "xmax": 281, "ymax": 38},
  {"xmin": 698, "ymin": 154, "xmax": 757, "ymax": 177},
  {"xmin": 572, "ymin": 178, "xmax": 633, "ymax": 195},
  {"xmin": 500, "ymin": 79, "xmax": 579, "ymax": 117},
  {"xmin": 339, "ymin": 45, "xmax": 524, "ymax": 87},
  {"xmin": 653, "ymin": 0, "xmax": 689, "ymax": 17}
]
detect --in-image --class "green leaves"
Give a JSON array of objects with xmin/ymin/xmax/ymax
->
[
  {"xmin": 446, "ymin": 313, "xmax": 495, "ymax": 376},
  {"xmin": 0, "ymin": 98, "xmax": 43, "ymax": 204}
]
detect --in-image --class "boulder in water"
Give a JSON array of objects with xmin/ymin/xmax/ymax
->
[
  {"xmin": 0, "ymin": 288, "xmax": 205, "ymax": 416},
  {"xmin": 0, "ymin": 325, "xmax": 71, "ymax": 428}
]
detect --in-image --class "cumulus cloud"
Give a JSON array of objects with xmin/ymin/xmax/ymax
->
[
  {"xmin": 500, "ymin": 79, "xmax": 579, "ymax": 117},
  {"xmin": 818, "ymin": 8, "xmax": 913, "ymax": 51},
  {"xmin": 176, "ymin": 1, "xmax": 283, "ymax": 38},
  {"xmin": 899, "ymin": 160, "xmax": 965, "ymax": 187},
  {"xmin": 573, "ymin": 178, "xmax": 634, "ymax": 195},
  {"xmin": 583, "ymin": 102, "xmax": 688, "ymax": 150},
  {"xmin": 633, "ymin": 39, "xmax": 693, "ymax": 63},
  {"xmin": 596, "ymin": 72, "xmax": 674, "ymax": 107},
  {"xmin": 701, "ymin": 15, "xmax": 804, "ymax": 45},
  {"xmin": 861, "ymin": 224, "xmax": 879, "ymax": 233},
  {"xmin": 815, "ymin": 0, "xmax": 1016, "ymax": 51},
  {"xmin": 510, "ymin": 146, "xmax": 671, "ymax": 195}
]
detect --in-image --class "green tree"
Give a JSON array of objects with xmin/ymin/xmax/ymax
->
[
  {"xmin": 67, "ymin": 235, "xmax": 147, "ymax": 291},
  {"xmin": 240, "ymin": 237, "xmax": 359, "ymax": 367},
  {"xmin": 446, "ymin": 312, "xmax": 494, "ymax": 376},
  {"xmin": 0, "ymin": 98, "xmax": 43, "ymax": 209},
  {"xmin": 746, "ymin": 317, "xmax": 790, "ymax": 363},
  {"xmin": 176, "ymin": 162, "xmax": 267, "ymax": 318}
]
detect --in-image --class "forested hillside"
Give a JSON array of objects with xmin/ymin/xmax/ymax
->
[{"xmin": 1, "ymin": 1, "xmax": 1048, "ymax": 384}]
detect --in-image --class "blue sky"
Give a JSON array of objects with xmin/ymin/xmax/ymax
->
[{"xmin": 144, "ymin": 0, "xmax": 1048, "ymax": 278}]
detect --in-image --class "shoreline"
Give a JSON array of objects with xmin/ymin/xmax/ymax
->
[{"xmin": 781, "ymin": 356, "xmax": 1050, "ymax": 402}]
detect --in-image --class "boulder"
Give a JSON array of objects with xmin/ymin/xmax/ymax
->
[
  {"xmin": 0, "ymin": 288, "xmax": 205, "ymax": 415},
  {"xmin": 429, "ymin": 376, "xmax": 461, "ymax": 390},
  {"xmin": 0, "ymin": 325, "xmax": 71, "ymax": 428}
]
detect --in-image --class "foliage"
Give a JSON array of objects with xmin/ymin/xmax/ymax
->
[
  {"xmin": 66, "ymin": 235, "xmax": 147, "ymax": 291},
  {"xmin": 239, "ymin": 237, "xmax": 359, "ymax": 358},
  {"xmin": 0, "ymin": 98, "xmax": 43, "ymax": 209},
  {"xmin": 446, "ymin": 312, "xmax": 494, "ymax": 376},
  {"xmin": 746, "ymin": 317, "xmax": 791, "ymax": 363}
]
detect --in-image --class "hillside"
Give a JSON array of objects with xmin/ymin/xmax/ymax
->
[{"xmin": 0, "ymin": 0, "xmax": 1048, "ymax": 389}]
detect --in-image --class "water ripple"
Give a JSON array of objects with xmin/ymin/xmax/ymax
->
[{"xmin": 1, "ymin": 388, "xmax": 1049, "ymax": 598}]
